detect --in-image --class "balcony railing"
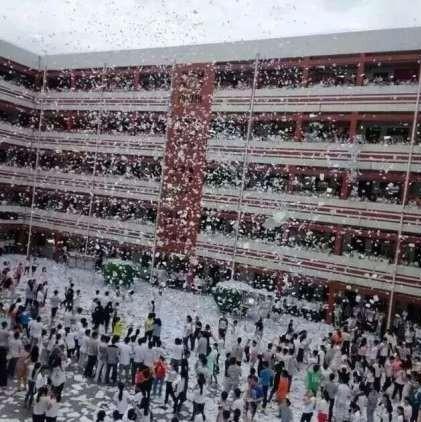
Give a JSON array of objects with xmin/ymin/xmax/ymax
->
[
  {"xmin": 213, "ymin": 84, "xmax": 420, "ymax": 113},
  {"xmin": 0, "ymin": 165, "xmax": 161, "ymax": 201},
  {"xmin": 206, "ymin": 139, "xmax": 421, "ymax": 172},
  {"xmin": 0, "ymin": 205, "xmax": 155, "ymax": 247},
  {"xmin": 0, "ymin": 77, "xmax": 419, "ymax": 113},
  {"xmin": 202, "ymin": 186, "xmax": 421, "ymax": 235},
  {"xmin": 0, "ymin": 120, "xmax": 166, "ymax": 156},
  {"xmin": 196, "ymin": 232, "xmax": 421, "ymax": 297},
  {"xmin": 0, "ymin": 78, "xmax": 37, "ymax": 109}
]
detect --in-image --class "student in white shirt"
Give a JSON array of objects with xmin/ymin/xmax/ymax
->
[
  {"xmin": 172, "ymin": 338, "xmax": 184, "ymax": 370},
  {"xmin": 64, "ymin": 327, "xmax": 76, "ymax": 358},
  {"xmin": 113, "ymin": 382, "xmax": 132, "ymax": 418},
  {"xmin": 133, "ymin": 337, "xmax": 146, "ymax": 372},
  {"xmin": 50, "ymin": 364, "xmax": 66, "ymax": 401},
  {"xmin": 118, "ymin": 338, "xmax": 132, "ymax": 384},
  {"xmin": 164, "ymin": 362, "xmax": 181, "ymax": 411},
  {"xmin": 29, "ymin": 317, "xmax": 43, "ymax": 346},
  {"xmin": 143, "ymin": 342, "xmax": 156, "ymax": 369},
  {"xmin": 7, "ymin": 331, "xmax": 23, "ymax": 377},
  {"xmin": 35, "ymin": 365, "xmax": 48, "ymax": 390},
  {"xmin": 191, "ymin": 373, "xmax": 207, "ymax": 421},
  {"xmin": 45, "ymin": 391, "xmax": 60, "ymax": 422},
  {"xmin": 25, "ymin": 362, "xmax": 41, "ymax": 407},
  {"xmin": 32, "ymin": 386, "xmax": 49, "ymax": 422}
]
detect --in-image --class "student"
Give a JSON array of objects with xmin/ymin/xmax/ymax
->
[
  {"xmin": 50, "ymin": 290, "xmax": 60, "ymax": 321},
  {"xmin": 317, "ymin": 390, "xmax": 329, "ymax": 422},
  {"xmin": 16, "ymin": 343, "xmax": 31, "ymax": 391},
  {"xmin": 95, "ymin": 410, "xmax": 108, "ymax": 422},
  {"xmin": 35, "ymin": 365, "xmax": 48, "ymax": 391},
  {"xmin": 216, "ymin": 391, "xmax": 231, "ymax": 422},
  {"xmin": 45, "ymin": 391, "xmax": 60, "ymax": 422},
  {"xmin": 50, "ymin": 361, "xmax": 66, "ymax": 401},
  {"xmin": 64, "ymin": 327, "xmax": 76, "ymax": 358},
  {"xmin": 380, "ymin": 394, "xmax": 393, "ymax": 422},
  {"xmin": 84, "ymin": 331, "xmax": 99, "ymax": 378},
  {"xmin": 96, "ymin": 335, "xmax": 109, "ymax": 384},
  {"xmin": 244, "ymin": 375, "xmax": 262, "ymax": 421},
  {"xmin": 113, "ymin": 382, "xmax": 131, "ymax": 419},
  {"xmin": 118, "ymin": 337, "xmax": 132, "ymax": 384},
  {"xmin": 112, "ymin": 410, "xmax": 123, "ymax": 421},
  {"xmin": 152, "ymin": 318, "xmax": 161, "ymax": 347},
  {"xmin": 279, "ymin": 398, "xmax": 293, "ymax": 422},
  {"xmin": 255, "ymin": 317, "xmax": 264, "ymax": 340},
  {"xmin": 106, "ymin": 336, "xmax": 120, "ymax": 385},
  {"xmin": 207, "ymin": 343, "xmax": 219, "ymax": 385},
  {"xmin": 172, "ymin": 338, "xmax": 184, "ymax": 371},
  {"xmin": 164, "ymin": 362, "xmax": 180, "ymax": 411},
  {"xmin": 135, "ymin": 366, "xmax": 153, "ymax": 416},
  {"xmin": 152, "ymin": 356, "xmax": 167, "ymax": 396},
  {"xmin": 231, "ymin": 388, "xmax": 243, "ymax": 418},
  {"xmin": 259, "ymin": 361, "xmax": 274, "ymax": 409},
  {"xmin": 144, "ymin": 313, "xmax": 155, "ymax": 341},
  {"xmin": 25, "ymin": 362, "xmax": 41, "ymax": 407},
  {"xmin": 183, "ymin": 315, "xmax": 193, "ymax": 351},
  {"xmin": 218, "ymin": 315, "xmax": 229, "ymax": 344},
  {"xmin": 277, "ymin": 370, "xmax": 290, "ymax": 403},
  {"xmin": 306, "ymin": 364, "xmax": 321, "ymax": 396},
  {"xmin": 231, "ymin": 338, "xmax": 243, "ymax": 363},
  {"xmin": 223, "ymin": 356, "xmax": 241, "ymax": 395},
  {"xmin": 191, "ymin": 373, "xmax": 207, "ymax": 421},
  {"xmin": 396, "ymin": 405, "xmax": 406, "ymax": 422},
  {"xmin": 124, "ymin": 408, "xmax": 138, "ymax": 421},
  {"xmin": 104, "ymin": 301, "xmax": 114, "ymax": 333},
  {"xmin": 249, "ymin": 340, "xmax": 259, "ymax": 368},
  {"xmin": 175, "ymin": 364, "xmax": 189, "ymax": 414},
  {"xmin": 349, "ymin": 402, "xmax": 363, "ymax": 422},
  {"xmin": 32, "ymin": 386, "xmax": 49, "ymax": 422},
  {"xmin": 366, "ymin": 387, "xmax": 379, "ymax": 422},
  {"xmin": 8, "ymin": 330, "xmax": 23, "ymax": 377},
  {"xmin": 300, "ymin": 391, "xmax": 316, "ymax": 422},
  {"xmin": 25, "ymin": 280, "xmax": 34, "ymax": 308},
  {"xmin": 333, "ymin": 380, "xmax": 352, "ymax": 422},
  {"xmin": 133, "ymin": 337, "xmax": 146, "ymax": 381}
]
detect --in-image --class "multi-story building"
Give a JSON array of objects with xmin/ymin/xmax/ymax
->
[{"xmin": 1, "ymin": 27, "xmax": 421, "ymax": 324}]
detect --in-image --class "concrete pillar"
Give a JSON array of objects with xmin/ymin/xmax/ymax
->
[
  {"xmin": 70, "ymin": 71, "xmax": 76, "ymax": 90},
  {"xmin": 156, "ymin": 63, "xmax": 215, "ymax": 257},
  {"xmin": 302, "ymin": 58, "xmax": 310, "ymax": 87},
  {"xmin": 294, "ymin": 116, "xmax": 303, "ymax": 141},
  {"xmin": 356, "ymin": 54, "xmax": 366, "ymax": 86},
  {"xmin": 133, "ymin": 68, "xmax": 140, "ymax": 90},
  {"xmin": 340, "ymin": 172, "xmax": 352, "ymax": 199},
  {"xmin": 349, "ymin": 112, "xmax": 359, "ymax": 142},
  {"xmin": 334, "ymin": 231, "xmax": 343, "ymax": 255}
]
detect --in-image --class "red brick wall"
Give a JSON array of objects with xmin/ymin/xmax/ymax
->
[{"xmin": 156, "ymin": 63, "xmax": 215, "ymax": 254}]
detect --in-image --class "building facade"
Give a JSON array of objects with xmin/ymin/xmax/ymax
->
[{"xmin": 1, "ymin": 27, "xmax": 421, "ymax": 323}]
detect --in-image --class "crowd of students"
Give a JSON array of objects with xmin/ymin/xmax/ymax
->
[
  {"xmin": 1, "ymin": 257, "xmax": 421, "ymax": 422},
  {"xmin": 0, "ymin": 145, "xmax": 162, "ymax": 181}
]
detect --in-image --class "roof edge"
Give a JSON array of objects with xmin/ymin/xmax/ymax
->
[
  {"xmin": 0, "ymin": 39, "xmax": 41, "ymax": 69},
  {"xmin": 1, "ymin": 26, "xmax": 421, "ymax": 71},
  {"xmin": 40, "ymin": 26, "xmax": 421, "ymax": 70}
]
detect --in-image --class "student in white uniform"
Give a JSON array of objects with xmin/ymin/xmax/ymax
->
[
  {"xmin": 113, "ymin": 382, "xmax": 132, "ymax": 418},
  {"xmin": 45, "ymin": 391, "xmax": 60, "ymax": 422},
  {"xmin": 32, "ymin": 386, "xmax": 49, "ymax": 422}
]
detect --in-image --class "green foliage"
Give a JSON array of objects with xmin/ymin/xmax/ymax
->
[
  {"xmin": 102, "ymin": 260, "xmax": 138, "ymax": 289},
  {"xmin": 212, "ymin": 285, "xmax": 242, "ymax": 313}
]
